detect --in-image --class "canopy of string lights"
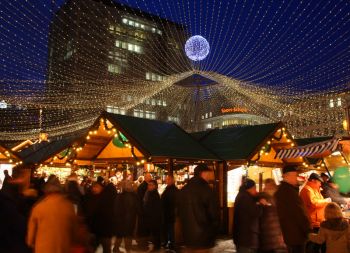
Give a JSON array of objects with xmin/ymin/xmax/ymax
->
[{"xmin": 0, "ymin": 0, "xmax": 349, "ymax": 140}]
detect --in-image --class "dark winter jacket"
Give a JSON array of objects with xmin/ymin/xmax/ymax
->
[
  {"xmin": 257, "ymin": 192, "xmax": 286, "ymax": 251},
  {"xmin": 233, "ymin": 189, "xmax": 261, "ymax": 249},
  {"xmin": 275, "ymin": 181, "xmax": 311, "ymax": 246},
  {"xmin": 143, "ymin": 189, "xmax": 162, "ymax": 230},
  {"xmin": 0, "ymin": 191, "xmax": 29, "ymax": 253},
  {"xmin": 85, "ymin": 183, "xmax": 118, "ymax": 237},
  {"xmin": 309, "ymin": 218, "xmax": 350, "ymax": 253},
  {"xmin": 65, "ymin": 180, "xmax": 83, "ymax": 214},
  {"xmin": 178, "ymin": 176, "xmax": 219, "ymax": 249},
  {"xmin": 161, "ymin": 184, "xmax": 179, "ymax": 224},
  {"xmin": 137, "ymin": 181, "xmax": 148, "ymax": 202},
  {"xmin": 115, "ymin": 191, "xmax": 141, "ymax": 237}
]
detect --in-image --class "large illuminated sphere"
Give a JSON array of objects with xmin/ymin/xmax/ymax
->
[{"xmin": 185, "ymin": 35, "xmax": 210, "ymax": 61}]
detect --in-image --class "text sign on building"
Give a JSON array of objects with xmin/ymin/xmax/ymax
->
[{"xmin": 221, "ymin": 107, "xmax": 248, "ymax": 114}]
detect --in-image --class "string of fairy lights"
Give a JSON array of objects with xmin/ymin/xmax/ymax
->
[{"xmin": 0, "ymin": 0, "xmax": 349, "ymax": 140}]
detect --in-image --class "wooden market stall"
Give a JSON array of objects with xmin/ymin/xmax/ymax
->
[
  {"xmin": 276, "ymin": 136, "xmax": 350, "ymax": 175},
  {"xmin": 14, "ymin": 135, "xmax": 86, "ymax": 182},
  {"xmin": 15, "ymin": 112, "xmax": 219, "ymax": 183},
  {"xmin": 0, "ymin": 143, "xmax": 21, "ymax": 188},
  {"xmin": 70, "ymin": 112, "xmax": 219, "ymax": 183},
  {"xmin": 192, "ymin": 122, "xmax": 304, "ymax": 234}
]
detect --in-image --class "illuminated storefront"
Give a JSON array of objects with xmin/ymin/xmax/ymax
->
[{"xmin": 200, "ymin": 109, "xmax": 271, "ymax": 131}]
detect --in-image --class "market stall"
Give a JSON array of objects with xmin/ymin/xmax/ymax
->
[
  {"xmin": 276, "ymin": 136, "xmax": 350, "ymax": 174},
  {"xmin": 0, "ymin": 144, "xmax": 20, "ymax": 188},
  {"xmin": 69, "ymin": 112, "xmax": 219, "ymax": 184},
  {"xmin": 16, "ymin": 112, "xmax": 219, "ymax": 185},
  {"xmin": 276, "ymin": 136, "xmax": 350, "ymax": 196},
  {"xmin": 193, "ymin": 122, "xmax": 305, "ymax": 234}
]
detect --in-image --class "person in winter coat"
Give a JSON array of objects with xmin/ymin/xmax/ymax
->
[
  {"xmin": 143, "ymin": 179, "xmax": 162, "ymax": 252},
  {"xmin": 258, "ymin": 178, "xmax": 287, "ymax": 253},
  {"xmin": 0, "ymin": 190, "xmax": 29, "ymax": 253},
  {"xmin": 65, "ymin": 175, "xmax": 83, "ymax": 215},
  {"xmin": 309, "ymin": 202, "xmax": 350, "ymax": 253},
  {"xmin": 136, "ymin": 172, "xmax": 153, "ymax": 251},
  {"xmin": 275, "ymin": 166, "xmax": 311, "ymax": 253},
  {"xmin": 300, "ymin": 173, "xmax": 331, "ymax": 253},
  {"xmin": 85, "ymin": 182, "xmax": 117, "ymax": 253},
  {"xmin": 161, "ymin": 174, "xmax": 179, "ymax": 249},
  {"xmin": 27, "ymin": 176, "xmax": 78, "ymax": 253},
  {"xmin": 233, "ymin": 179, "xmax": 261, "ymax": 253},
  {"xmin": 178, "ymin": 164, "xmax": 220, "ymax": 252},
  {"xmin": 114, "ymin": 180, "xmax": 141, "ymax": 253},
  {"xmin": 1, "ymin": 169, "xmax": 13, "ymax": 191},
  {"xmin": 300, "ymin": 173, "xmax": 330, "ymax": 229}
]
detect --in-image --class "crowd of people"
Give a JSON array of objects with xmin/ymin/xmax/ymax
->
[
  {"xmin": 0, "ymin": 164, "xmax": 220, "ymax": 253},
  {"xmin": 233, "ymin": 165, "xmax": 350, "ymax": 253},
  {"xmin": 2, "ymin": 164, "xmax": 350, "ymax": 253}
]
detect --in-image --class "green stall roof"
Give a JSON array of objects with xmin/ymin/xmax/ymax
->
[
  {"xmin": 102, "ymin": 112, "xmax": 219, "ymax": 161},
  {"xmin": 192, "ymin": 123, "xmax": 282, "ymax": 161}
]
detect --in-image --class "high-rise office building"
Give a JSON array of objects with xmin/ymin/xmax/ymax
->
[{"xmin": 45, "ymin": 0, "xmax": 192, "ymax": 133}]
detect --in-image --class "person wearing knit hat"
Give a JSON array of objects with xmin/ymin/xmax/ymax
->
[{"xmin": 233, "ymin": 178, "xmax": 260, "ymax": 253}]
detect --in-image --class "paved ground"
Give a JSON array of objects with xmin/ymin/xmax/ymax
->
[{"xmin": 96, "ymin": 237, "xmax": 236, "ymax": 253}]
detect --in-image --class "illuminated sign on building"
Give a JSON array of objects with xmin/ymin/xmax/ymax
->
[{"xmin": 221, "ymin": 107, "xmax": 249, "ymax": 114}]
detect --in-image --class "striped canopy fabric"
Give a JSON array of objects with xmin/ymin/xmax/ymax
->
[{"xmin": 276, "ymin": 138, "xmax": 339, "ymax": 159}]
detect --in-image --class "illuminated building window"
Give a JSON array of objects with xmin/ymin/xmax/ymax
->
[
  {"xmin": 145, "ymin": 72, "xmax": 164, "ymax": 81},
  {"xmin": 109, "ymin": 25, "xmax": 124, "ymax": 34},
  {"xmin": 108, "ymin": 51, "xmax": 127, "ymax": 66},
  {"xmin": 337, "ymin": 98, "xmax": 342, "ymax": 107},
  {"xmin": 115, "ymin": 40, "xmax": 142, "ymax": 54},
  {"xmin": 329, "ymin": 99, "xmax": 334, "ymax": 108},
  {"xmin": 0, "ymin": 100, "xmax": 7, "ymax": 109},
  {"xmin": 145, "ymin": 111, "xmax": 156, "ymax": 119},
  {"xmin": 107, "ymin": 64, "xmax": 121, "ymax": 74},
  {"xmin": 106, "ymin": 106, "xmax": 125, "ymax": 115},
  {"xmin": 64, "ymin": 40, "xmax": 76, "ymax": 60},
  {"xmin": 134, "ymin": 31, "xmax": 146, "ymax": 40},
  {"xmin": 128, "ymin": 43, "xmax": 134, "ymax": 51},
  {"xmin": 168, "ymin": 116, "xmax": 179, "ymax": 123},
  {"xmin": 121, "ymin": 17, "xmax": 162, "ymax": 35},
  {"xmin": 133, "ymin": 109, "xmax": 140, "ymax": 117}
]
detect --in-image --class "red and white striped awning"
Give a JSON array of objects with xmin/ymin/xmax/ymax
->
[{"xmin": 276, "ymin": 138, "xmax": 339, "ymax": 159}]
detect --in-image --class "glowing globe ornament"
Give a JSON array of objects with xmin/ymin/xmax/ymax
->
[{"xmin": 185, "ymin": 35, "xmax": 210, "ymax": 61}]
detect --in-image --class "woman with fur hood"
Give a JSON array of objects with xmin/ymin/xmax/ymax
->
[{"xmin": 309, "ymin": 202, "xmax": 350, "ymax": 253}]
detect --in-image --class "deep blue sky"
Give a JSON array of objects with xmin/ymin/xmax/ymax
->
[{"xmin": 1, "ymin": 0, "xmax": 349, "ymax": 93}]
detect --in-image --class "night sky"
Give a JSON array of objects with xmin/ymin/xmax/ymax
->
[{"xmin": 1, "ymin": 0, "xmax": 349, "ymax": 92}]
